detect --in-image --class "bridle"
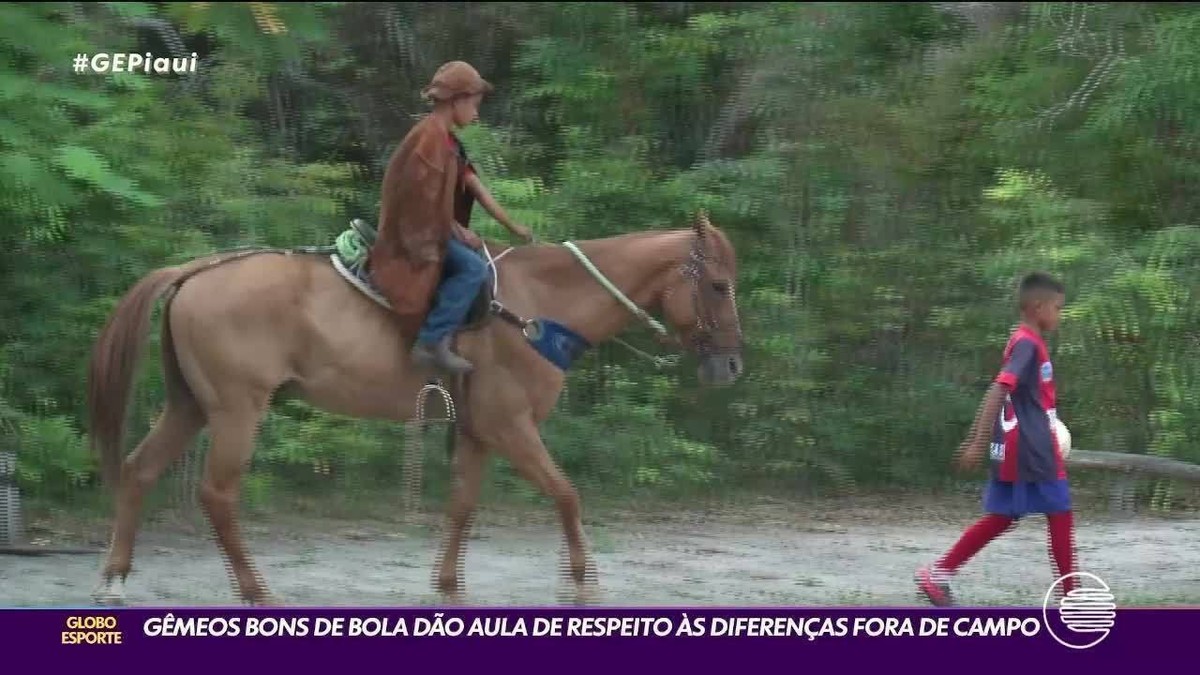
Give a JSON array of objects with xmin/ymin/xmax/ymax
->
[{"xmin": 672, "ymin": 216, "xmax": 744, "ymax": 360}]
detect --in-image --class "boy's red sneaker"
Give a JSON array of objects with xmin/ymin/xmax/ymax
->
[{"xmin": 915, "ymin": 565, "xmax": 955, "ymax": 607}]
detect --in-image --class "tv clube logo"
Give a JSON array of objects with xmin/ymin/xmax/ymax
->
[{"xmin": 1041, "ymin": 572, "xmax": 1117, "ymax": 650}]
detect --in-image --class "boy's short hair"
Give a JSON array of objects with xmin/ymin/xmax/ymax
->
[{"xmin": 1017, "ymin": 271, "xmax": 1065, "ymax": 308}]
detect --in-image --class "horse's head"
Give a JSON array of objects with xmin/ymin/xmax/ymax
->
[{"xmin": 659, "ymin": 212, "xmax": 745, "ymax": 386}]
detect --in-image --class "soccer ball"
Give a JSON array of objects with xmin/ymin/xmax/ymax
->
[{"xmin": 1053, "ymin": 418, "xmax": 1072, "ymax": 459}]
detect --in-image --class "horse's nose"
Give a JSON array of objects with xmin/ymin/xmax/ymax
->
[{"xmin": 728, "ymin": 355, "xmax": 741, "ymax": 377}]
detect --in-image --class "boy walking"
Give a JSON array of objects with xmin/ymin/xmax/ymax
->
[{"xmin": 915, "ymin": 271, "xmax": 1077, "ymax": 605}]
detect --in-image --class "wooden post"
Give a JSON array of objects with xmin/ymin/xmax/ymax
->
[
  {"xmin": 1068, "ymin": 450, "xmax": 1200, "ymax": 482},
  {"xmin": 1109, "ymin": 472, "xmax": 1137, "ymax": 516},
  {"xmin": 1066, "ymin": 450, "xmax": 1200, "ymax": 516},
  {"xmin": 0, "ymin": 450, "xmax": 20, "ymax": 547},
  {"xmin": 0, "ymin": 449, "xmax": 102, "ymax": 557}
]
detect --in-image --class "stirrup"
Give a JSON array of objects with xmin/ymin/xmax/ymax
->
[
  {"xmin": 402, "ymin": 382, "xmax": 456, "ymax": 521},
  {"xmin": 415, "ymin": 382, "xmax": 456, "ymax": 423}
]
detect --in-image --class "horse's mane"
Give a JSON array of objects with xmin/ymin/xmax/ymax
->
[{"xmin": 482, "ymin": 222, "xmax": 736, "ymax": 265}]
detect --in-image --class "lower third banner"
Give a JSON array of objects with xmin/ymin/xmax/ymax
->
[{"xmin": 4, "ymin": 606, "xmax": 1191, "ymax": 672}]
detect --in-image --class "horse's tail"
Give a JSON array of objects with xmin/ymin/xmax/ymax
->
[
  {"xmin": 87, "ymin": 249, "xmax": 284, "ymax": 492},
  {"xmin": 86, "ymin": 265, "xmax": 189, "ymax": 491},
  {"xmin": 91, "ymin": 249, "xmax": 265, "ymax": 488}
]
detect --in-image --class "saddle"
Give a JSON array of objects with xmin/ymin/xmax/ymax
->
[
  {"xmin": 327, "ymin": 218, "xmax": 593, "ymax": 373},
  {"xmin": 332, "ymin": 218, "xmax": 495, "ymax": 332},
  {"xmin": 331, "ymin": 220, "xmax": 479, "ymax": 442}
]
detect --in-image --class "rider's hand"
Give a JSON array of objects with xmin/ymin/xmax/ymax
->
[
  {"xmin": 510, "ymin": 223, "xmax": 534, "ymax": 243},
  {"xmin": 455, "ymin": 223, "xmax": 483, "ymax": 250}
]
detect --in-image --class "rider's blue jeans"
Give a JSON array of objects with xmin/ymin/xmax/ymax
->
[{"xmin": 417, "ymin": 237, "xmax": 489, "ymax": 345}]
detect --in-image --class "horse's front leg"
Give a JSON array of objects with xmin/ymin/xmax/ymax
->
[
  {"xmin": 435, "ymin": 430, "xmax": 488, "ymax": 602},
  {"xmin": 492, "ymin": 416, "xmax": 598, "ymax": 604}
]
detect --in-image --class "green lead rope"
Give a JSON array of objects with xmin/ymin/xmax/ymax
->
[{"xmin": 561, "ymin": 241, "xmax": 680, "ymax": 369}]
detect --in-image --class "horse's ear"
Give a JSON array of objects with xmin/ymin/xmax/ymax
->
[{"xmin": 694, "ymin": 210, "xmax": 710, "ymax": 236}]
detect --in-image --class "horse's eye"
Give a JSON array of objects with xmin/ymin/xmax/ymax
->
[{"xmin": 712, "ymin": 281, "xmax": 730, "ymax": 295}]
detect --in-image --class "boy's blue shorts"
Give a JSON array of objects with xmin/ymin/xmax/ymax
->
[{"xmin": 983, "ymin": 478, "xmax": 1072, "ymax": 519}]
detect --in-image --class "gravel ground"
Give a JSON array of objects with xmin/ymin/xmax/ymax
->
[{"xmin": 4, "ymin": 492, "xmax": 1198, "ymax": 608}]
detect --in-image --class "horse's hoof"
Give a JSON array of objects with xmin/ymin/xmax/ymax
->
[
  {"xmin": 92, "ymin": 577, "xmax": 127, "ymax": 607},
  {"xmin": 248, "ymin": 598, "xmax": 282, "ymax": 607},
  {"xmin": 576, "ymin": 584, "xmax": 601, "ymax": 606},
  {"xmin": 93, "ymin": 594, "xmax": 126, "ymax": 607},
  {"xmin": 243, "ymin": 593, "xmax": 282, "ymax": 607},
  {"xmin": 434, "ymin": 574, "xmax": 468, "ymax": 605},
  {"xmin": 436, "ymin": 574, "xmax": 463, "ymax": 594},
  {"xmin": 439, "ymin": 589, "xmax": 468, "ymax": 606},
  {"xmin": 572, "ymin": 583, "xmax": 602, "ymax": 606},
  {"xmin": 555, "ymin": 580, "xmax": 601, "ymax": 606}
]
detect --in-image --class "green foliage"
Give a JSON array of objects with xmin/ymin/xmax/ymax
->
[{"xmin": 1, "ymin": 2, "xmax": 1197, "ymax": 512}]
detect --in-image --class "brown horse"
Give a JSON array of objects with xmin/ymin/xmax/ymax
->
[{"xmin": 86, "ymin": 213, "xmax": 744, "ymax": 606}]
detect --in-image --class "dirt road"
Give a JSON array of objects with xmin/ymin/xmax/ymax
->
[{"xmin": 4, "ymin": 494, "xmax": 1198, "ymax": 608}]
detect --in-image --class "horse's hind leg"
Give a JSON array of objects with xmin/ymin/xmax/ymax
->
[
  {"xmin": 199, "ymin": 403, "xmax": 275, "ymax": 605},
  {"xmin": 94, "ymin": 400, "xmax": 205, "ymax": 605}
]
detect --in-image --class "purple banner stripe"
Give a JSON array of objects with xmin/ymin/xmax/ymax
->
[{"xmin": 2, "ymin": 607, "xmax": 1193, "ymax": 671}]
